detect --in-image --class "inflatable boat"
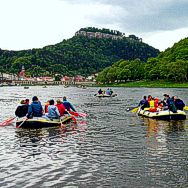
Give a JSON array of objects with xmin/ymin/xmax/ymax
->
[
  {"xmin": 138, "ymin": 109, "xmax": 186, "ymax": 120},
  {"xmin": 95, "ymin": 93, "xmax": 117, "ymax": 98},
  {"xmin": 16, "ymin": 116, "xmax": 73, "ymax": 129}
]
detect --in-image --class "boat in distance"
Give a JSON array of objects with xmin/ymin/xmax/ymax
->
[{"xmin": 94, "ymin": 93, "xmax": 117, "ymax": 98}]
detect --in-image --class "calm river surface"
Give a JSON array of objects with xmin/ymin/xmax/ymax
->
[{"xmin": 0, "ymin": 86, "xmax": 187, "ymax": 188}]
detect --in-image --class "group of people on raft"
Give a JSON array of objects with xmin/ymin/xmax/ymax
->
[
  {"xmin": 97, "ymin": 88, "xmax": 114, "ymax": 96},
  {"xmin": 15, "ymin": 96, "xmax": 76, "ymax": 120},
  {"xmin": 138, "ymin": 94, "xmax": 185, "ymax": 113}
]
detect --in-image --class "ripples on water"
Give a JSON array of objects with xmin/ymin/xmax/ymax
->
[{"xmin": 0, "ymin": 86, "xmax": 187, "ymax": 187}]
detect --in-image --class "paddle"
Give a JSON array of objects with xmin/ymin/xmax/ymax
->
[
  {"xmin": 126, "ymin": 107, "xmax": 139, "ymax": 113},
  {"xmin": 184, "ymin": 106, "xmax": 188, "ymax": 111},
  {"xmin": 127, "ymin": 105, "xmax": 145, "ymax": 113},
  {"xmin": 17, "ymin": 117, "xmax": 28, "ymax": 128},
  {"xmin": 0, "ymin": 117, "xmax": 16, "ymax": 126},
  {"xmin": 69, "ymin": 111, "xmax": 88, "ymax": 118},
  {"xmin": 71, "ymin": 115, "xmax": 77, "ymax": 124},
  {"xmin": 60, "ymin": 117, "xmax": 66, "ymax": 128},
  {"xmin": 77, "ymin": 112, "xmax": 88, "ymax": 117},
  {"xmin": 131, "ymin": 107, "xmax": 139, "ymax": 113}
]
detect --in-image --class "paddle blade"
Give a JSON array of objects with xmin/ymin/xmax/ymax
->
[
  {"xmin": 131, "ymin": 107, "xmax": 139, "ymax": 113},
  {"xmin": 0, "ymin": 117, "xmax": 16, "ymax": 126},
  {"xmin": 69, "ymin": 111, "xmax": 79, "ymax": 117},
  {"xmin": 61, "ymin": 124, "xmax": 66, "ymax": 128},
  {"xmin": 71, "ymin": 116, "xmax": 77, "ymax": 124},
  {"xmin": 69, "ymin": 111, "xmax": 88, "ymax": 118},
  {"xmin": 184, "ymin": 106, "xmax": 188, "ymax": 111},
  {"xmin": 77, "ymin": 112, "xmax": 88, "ymax": 117}
]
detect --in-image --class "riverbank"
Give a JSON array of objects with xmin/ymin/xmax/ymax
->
[{"xmin": 96, "ymin": 80, "xmax": 188, "ymax": 88}]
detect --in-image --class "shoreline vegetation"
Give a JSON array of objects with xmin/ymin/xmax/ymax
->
[{"xmin": 95, "ymin": 80, "xmax": 188, "ymax": 88}]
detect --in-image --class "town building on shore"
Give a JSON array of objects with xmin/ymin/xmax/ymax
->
[
  {"xmin": 0, "ymin": 72, "xmax": 97, "ymax": 86},
  {"xmin": 0, "ymin": 65, "xmax": 97, "ymax": 86}
]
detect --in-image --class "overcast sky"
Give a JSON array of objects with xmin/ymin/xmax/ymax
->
[{"xmin": 0, "ymin": 0, "xmax": 188, "ymax": 51}]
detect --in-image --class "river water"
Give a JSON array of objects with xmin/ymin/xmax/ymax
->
[{"xmin": 0, "ymin": 86, "xmax": 187, "ymax": 188}]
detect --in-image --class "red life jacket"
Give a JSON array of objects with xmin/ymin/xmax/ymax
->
[{"xmin": 56, "ymin": 103, "xmax": 66, "ymax": 116}]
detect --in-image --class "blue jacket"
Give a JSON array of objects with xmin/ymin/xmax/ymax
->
[
  {"xmin": 27, "ymin": 101, "xmax": 43, "ymax": 118},
  {"xmin": 138, "ymin": 99, "xmax": 148, "ymax": 106},
  {"xmin": 47, "ymin": 105, "xmax": 60, "ymax": 119},
  {"xmin": 138, "ymin": 99, "xmax": 149, "ymax": 109},
  {"xmin": 63, "ymin": 100, "xmax": 76, "ymax": 112},
  {"xmin": 106, "ymin": 89, "xmax": 111, "ymax": 95},
  {"xmin": 175, "ymin": 99, "xmax": 185, "ymax": 110}
]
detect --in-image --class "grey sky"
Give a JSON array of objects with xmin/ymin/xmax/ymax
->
[
  {"xmin": 66, "ymin": 0, "xmax": 188, "ymax": 32},
  {"xmin": 0, "ymin": 0, "xmax": 188, "ymax": 51}
]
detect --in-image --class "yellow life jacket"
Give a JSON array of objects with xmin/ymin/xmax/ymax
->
[{"xmin": 149, "ymin": 100, "xmax": 155, "ymax": 108}]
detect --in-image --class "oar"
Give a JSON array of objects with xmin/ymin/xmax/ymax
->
[
  {"xmin": 17, "ymin": 117, "xmax": 28, "ymax": 128},
  {"xmin": 127, "ymin": 105, "xmax": 144, "ymax": 113},
  {"xmin": 184, "ymin": 106, "xmax": 188, "ymax": 110},
  {"xmin": 69, "ymin": 111, "xmax": 88, "ymax": 118},
  {"xmin": 69, "ymin": 111, "xmax": 79, "ymax": 117},
  {"xmin": 71, "ymin": 116, "xmax": 77, "ymax": 124},
  {"xmin": 78, "ymin": 112, "xmax": 88, "ymax": 117},
  {"xmin": 0, "ymin": 117, "xmax": 16, "ymax": 126},
  {"xmin": 60, "ymin": 117, "xmax": 66, "ymax": 128},
  {"xmin": 131, "ymin": 107, "xmax": 139, "ymax": 113}
]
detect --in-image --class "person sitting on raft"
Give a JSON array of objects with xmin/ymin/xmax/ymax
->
[
  {"xmin": 138, "ymin": 96, "xmax": 149, "ymax": 110},
  {"xmin": 163, "ymin": 94, "xmax": 177, "ymax": 113},
  {"xmin": 147, "ymin": 95, "xmax": 152, "ymax": 102},
  {"xmin": 15, "ymin": 99, "xmax": 30, "ymax": 118},
  {"xmin": 62, "ymin": 96, "xmax": 76, "ymax": 112},
  {"xmin": 110, "ymin": 88, "xmax": 113, "ymax": 95},
  {"xmin": 156, "ymin": 101, "xmax": 164, "ymax": 111},
  {"xmin": 173, "ymin": 96, "xmax": 185, "ymax": 111},
  {"xmin": 106, "ymin": 88, "xmax": 111, "ymax": 96},
  {"xmin": 46, "ymin": 99, "xmax": 60, "ymax": 119},
  {"xmin": 149, "ymin": 97, "xmax": 158, "ymax": 112},
  {"xmin": 56, "ymin": 99, "xmax": 66, "ymax": 116},
  {"xmin": 27, "ymin": 96, "xmax": 43, "ymax": 118},
  {"xmin": 98, "ymin": 88, "xmax": 103, "ymax": 95},
  {"xmin": 44, "ymin": 100, "xmax": 50, "ymax": 113}
]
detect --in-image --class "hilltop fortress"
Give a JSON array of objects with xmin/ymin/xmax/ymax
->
[{"xmin": 75, "ymin": 27, "xmax": 142, "ymax": 42}]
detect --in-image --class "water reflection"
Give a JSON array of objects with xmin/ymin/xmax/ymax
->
[
  {"xmin": 0, "ymin": 86, "xmax": 188, "ymax": 187},
  {"xmin": 145, "ymin": 118, "xmax": 186, "ymax": 148},
  {"xmin": 14, "ymin": 120, "xmax": 88, "ymax": 159},
  {"xmin": 145, "ymin": 118, "xmax": 185, "ymax": 137},
  {"xmin": 142, "ymin": 118, "xmax": 188, "ymax": 187}
]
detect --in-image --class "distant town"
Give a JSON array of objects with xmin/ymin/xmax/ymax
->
[{"xmin": 0, "ymin": 66, "xmax": 97, "ymax": 86}]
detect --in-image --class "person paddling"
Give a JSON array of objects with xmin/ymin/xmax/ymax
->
[
  {"xmin": 27, "ymin": 96, "xmax": 43, "ymax": 118},
  {"xmin": 98, "ymin": 88, "xmax": 103, "ymax": 95},
  {"xmin": 62, "ymin": 96, "xmax": 76, "ymax": 112},
  {"xmin": 15, "ymin": 99, "xmax": 29, "ymax": 118},
  {"xmin": 138, "ymin": 96, "xmax": 149, "ymax": 110}
]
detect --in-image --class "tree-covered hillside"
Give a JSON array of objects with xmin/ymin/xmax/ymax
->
[
  {"xmin": 97, "ymin": 37, "xmax": 188, "ymax": 83},
  {"xmin": 0, "ymin": 28, "xmax": 159, "ymax": 77}
]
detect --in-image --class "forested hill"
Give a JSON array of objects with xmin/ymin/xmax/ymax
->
[
  {"xmin": 97, "ymin": 37, "xmax": 188, "ymax": 83},
  {"xmin": 157, "ymin": 38, "xmax": 188, "ymax": 61},
  {"xmin": 0, "ymin": 28, "xmax": 160, "ymax": 77}
]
